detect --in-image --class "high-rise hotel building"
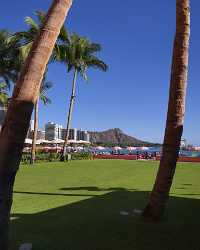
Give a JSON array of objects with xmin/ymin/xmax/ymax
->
[{"xmin": 45, "ymin": 122, "xmax": 63, "ymax": 141}]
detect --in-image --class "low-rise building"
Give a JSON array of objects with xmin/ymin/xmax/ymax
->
[
  {"xmin": 62, "ymin": 128, "xmax": 77, "ymax": 141},
  {"xmin": 28, "ymin": 129, "xmax": 45, "ymax": 140},
  {"xmin": 77, "ymin": 129, "xmax": 90, "ymax": 142}
]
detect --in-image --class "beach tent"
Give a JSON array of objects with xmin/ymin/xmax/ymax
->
[
  {"xmin": 127, "ymin": 146, "xmax": 137, "ymax": 151},
  {"xmin": 96, "ymin": 146, "xmax": 105, "ymax": 150},
  {"xmin": 78, "ymin": 140, "xmax": 91, "ymax": 144},
  {"xmin": 24, "ymin": 138, "xmax": 32, "ymax": 144},
  {"xmin": 194, "ymin": 147, "xmax": 200, "ymax": 151},
  {"xmin": 51, "ymin": 139, "xmax": 65, "ymax": 144},
  {"xmin": 68, "ymin": 139, "xmax": 80, "ymax": 144},
  {"xmin": 113, "ymin": 146, "xmax": 122, "ymax": 150},
  {"xmin": 36, "ymin": 139, "xmax": 51, "ymax": 144},
  {"xmin": 137, "ymin": 146, "xmax": 149, "ymax": 151}
]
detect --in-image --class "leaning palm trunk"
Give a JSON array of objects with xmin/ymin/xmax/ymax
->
[
  {"xmin": 61, "ymin": 68, "xmax": 78, "ymax": 161},
  {"xmin": 0, "ymin": 1, "xmax": 72, "ymax": 249},
  {"xmin": 143, "ymin": 0, "xmax": 190, "ymax": 221},
  {"xmin": 30, "ymin": 98, "xmax": 39, "ymax": 164}
]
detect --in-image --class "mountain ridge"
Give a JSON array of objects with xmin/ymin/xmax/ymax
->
[{"xmin": 88, "ymin": 128, "xmax": 159, "ymax": 146}]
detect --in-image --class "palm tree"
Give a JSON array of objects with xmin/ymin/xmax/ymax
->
[
  {"xmin": 14, "ymin": 12, "xmax": 58, "ymax": 165},
  {"xmin": 30, "ymin": 79, "xmax": 52, "ymax": 164},
  {"xmin": 57, "ymin": 33, "xmax": 108, "ymax": 161},
  {"xmin": 0, "ymin": 30, "xmax": 21, "ymax": 87},
  {"xmin": 14, "ymin": 11, "xmax": 69, "ymax": 64},
  {"xmin": 0, "ymin": 1, "xmax": 72, "ymax": 249},
  {"xmin": 14, "ymin": 11, "xmax": 70, "ymax": 165},
  {"xmin": 143, "ymin": 0, "xmax": 190, "ymax": 221}
]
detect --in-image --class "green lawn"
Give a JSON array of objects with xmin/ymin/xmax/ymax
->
[{"xmin": 11, "ymin": 160, "xmax": 200, "ymax": 250}]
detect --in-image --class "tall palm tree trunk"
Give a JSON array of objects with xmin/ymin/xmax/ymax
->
[
  {"xmin": 61, "ymin": 68, "xmax": 78, "ymax": 161},
  {"xmin": 0, "ymin": 1, "xmax": 72, "ymax": 249},
  {"xmin": 143, "ymin": 0, "xmax": 190, "ymax": 221},
  {"xmin": 30, "ymin": 98, "xmax": 39, "ymax": 164}
]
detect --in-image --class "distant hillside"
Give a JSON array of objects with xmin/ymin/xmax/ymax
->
[{"xmin": 89, "ymin": 128, "xmax": 158, "ymax": 146}]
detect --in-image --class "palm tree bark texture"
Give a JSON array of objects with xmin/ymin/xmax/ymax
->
[
  {"xmin": 143, "ymin": 0, "xmax": 190, "ymax": 221},
  {"xmin": 0, "ymin": 1, "xmax": 72, "ymax": 249},
  {"xmin": 30, "ymin": 98, "xmax": 39, "ymax": 164},
  {"xmin": 61, "ymin": 68, "xmax": 78, "ymax": 160}
]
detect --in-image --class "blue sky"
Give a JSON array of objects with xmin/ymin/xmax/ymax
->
[{"xmin": 1, "ymin": 0, "xmax": 200, "ymax": 144}]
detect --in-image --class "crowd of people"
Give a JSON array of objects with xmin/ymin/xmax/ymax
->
[{"xmin": 136, "ymin": 151, "xmax": 158, "ymax": 160}]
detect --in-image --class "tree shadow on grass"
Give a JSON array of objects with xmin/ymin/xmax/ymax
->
[
  {"xmin": 60, "ymin": 186, "xmax": 137, "ymax": 192},
  {"xmin": 13, "ymin": 191, "xmax": 99, "ymax": 197},
  {"xmin": 11, "ymin": 190, "xmax": 200, "ymax": 250}
]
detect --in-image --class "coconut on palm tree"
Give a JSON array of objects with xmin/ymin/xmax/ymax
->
[
  {"xmin": 56, "ymin": 33, "xmax": 108, "ymax": 161},
  {"xmin": 0, "ymin": 1, "xmax": 72, "ymax": 249},
  {"xmin": 143, "ymin": 0, "xmax": 190, "ymax": 221}
]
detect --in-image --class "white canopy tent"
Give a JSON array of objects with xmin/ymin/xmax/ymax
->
[
  {"xmin": 24, "ymin": 138, "xmax": 32, "ymax": 144},
  {"xmin": 126, "ymin": 146, "xmax": 137, "ymax": 151},
  {"xmin": 136, "ymin": 146, "xmax": 149, "ymax": 151},
  {"xmin": 51, "ymin": 139, "xmax": 65, "ymax": 144},
  {"xmin": 36, "ymin": 139, "xmax": 52, "ymax": 144},
  {"xmin": 95, "ymin": 146, "xmax": 105, "ymax": 150},
  {"xmin": 78, "ymin": 140, "xmax": 91, "ymax": 144},
  {"xmin": 113, "ymin": 146, "xmax": 122, "ymax": 150}
]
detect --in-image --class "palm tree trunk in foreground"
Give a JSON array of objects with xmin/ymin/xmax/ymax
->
[
  {"xmin": 61, "ymin": 68, "xmax": 78, "ymax": 161},
  {"xmin": 143, "ymin": 0, "xmax": 190, "ymax": 221},
  {"xmin": 30, "ymin": 98, "xmax": 39, "ymax": 164},
  {"xmin": 0, "ymin": 1, "xmax": 72, "ymax": 249}
]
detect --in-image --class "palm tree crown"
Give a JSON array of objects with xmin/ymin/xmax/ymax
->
[
  {"xmin": 0, "ymin": 30, "xmax": 21, "ymax": 87},
  {"xmin": 40, "ymin": 80, "xmax": 53, "ymax": 105},
  {"xmin": 14, "ymin": 11, "xmax": 69, "ymax": 62},
  {"xmin": 57, "ymin": 32, "xmax": 108, "ymax": 78}
]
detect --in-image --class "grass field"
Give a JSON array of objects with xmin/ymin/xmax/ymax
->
[{"xmin": 11, "ymin": 160, "xmax": 200, "ymax": 250}]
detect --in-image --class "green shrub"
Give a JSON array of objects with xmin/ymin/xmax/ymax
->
[
  {"xmin": 71, "ymin": 152, "xmax": 91, "ymax": 160},
  {"xmin": 21, "ymin": 154, "xmax": 31, "ymax": 164},
  {"xmin": 21, "ymin": 151, "xmax": 92, "ymax": 163}
]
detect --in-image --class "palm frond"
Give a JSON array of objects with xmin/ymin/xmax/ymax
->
[
  {"xmin": 0, "ymin": 93, "xmax": 8, "ymax": 105},
  {"xmin": 0, "ymin": 81, "xmax": 9, "ymax": 105},
  {"xmin": 57, "ymin": 32, "xmax": 108, "ymax": 77},
  {"xmin": 0, "ymin": 82, "xmax": 8, "ymax": 91},
  {"xmin": 35, "ymin": 11, "xmax": 46, "ymax": 25},
  {"xmin": 41, "ymin": 81, "xmax": 53, "ymax": 92},
  {"xmin": 19, "ymin": 42, "xmax": 33, "ymax": 61},
  {"xmin": 40, "ymin": 94, "xmax": 51, "ymax": 105},
  {"xmin": 39, "ymin": 80, "xmax": 53, "ymax": 105},
  {"xmin": 13, "ymin": 31, "xmax": 34, "ymax": 43},
  {"xmin": 0, "ymin": 30, "xmax": 21, "ymax": 86},
  {"xmin": 24, "ymin": 16, "xmax": 39, "ymax": 32},
  {"xmin": 85, "ymin": 56, "xmax": 108, "ymax": 71},
  {"xmin": 59, "ymin": 26, "xmax": 70, "ymax": 43},
  {"xmin": 85, "ymin": 43, "xmax": 102, "ymax": 54}
]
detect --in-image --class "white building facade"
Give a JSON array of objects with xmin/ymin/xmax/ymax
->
[{"xmin": 45, "ymin": 122, "xmax": 63, "ymax": 141}]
